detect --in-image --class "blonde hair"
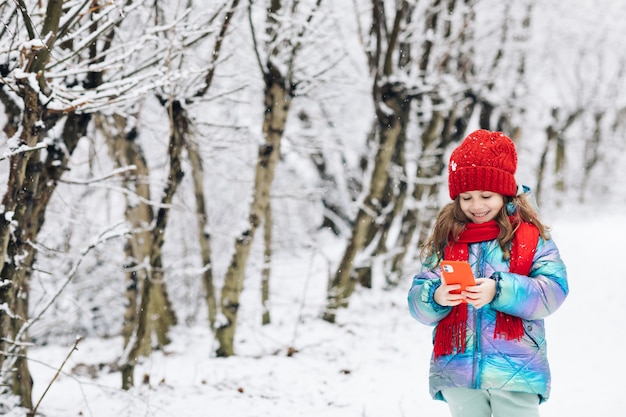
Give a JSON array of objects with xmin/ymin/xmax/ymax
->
[{"xmin": 421, "ymin": 193, "xmax": 550, "ymax": 264}]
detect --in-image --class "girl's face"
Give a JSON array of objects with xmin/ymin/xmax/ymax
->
[{"xmin": 458, "ymin": 191, "xmax": 504, "ymax": 224}]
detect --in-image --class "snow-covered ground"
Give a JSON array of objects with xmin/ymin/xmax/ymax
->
[{"xmin": 14, "ymin": 207, "xmax": 626, "ymax": 417}]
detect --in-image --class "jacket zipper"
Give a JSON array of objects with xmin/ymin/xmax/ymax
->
[
  {"xmin": 472, "ymin": 307, "xmax": 480, "ymax": 388},
  {"xmin": 471, "ymin": 242, "xmax": 487, "ymax": 388}
]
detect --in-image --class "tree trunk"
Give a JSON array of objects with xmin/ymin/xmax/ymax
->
[
  {"xmin": 261, "ymin": 201, "xmax": 272, "ymax": 325},
  {"xmin": 323, "ymin": 82, "xmax": 408, "ymax": 323},
  {"xmin": 0, "ymin": 72, "xmax": 85, "ymax": 407},
  {"xmin": 366, "ymin": 117, "xmax": 409, "ymax": 287},
  {"xmin": 388, "ymin": 96, "xmax": 475, "ymax": 281},
  {"xmin": 579, "ymin": 112, "xmax": 603, "ymax": 202},
  {"xmin": 98, "ymin": 114, "xmax": 152, "ymax": 348},
  {"xmin": 183, "ymin": 0, "xmax": 240, "ymax": 331},
  {"xmin": 388, "ymin": 110, "xmax": 445, "ymax": 283},
  {"xmin": 98, "ymin": 107, "xmax": 181, "ymax": 388},
  {"xmin": 554, "ymin": 136, "xmax": 566, "ymax": 193},
  {"xmin": 120, "ymin": 255, "xmax": 152, "ymax": 390},
  {"xmin": 215, "ymin": 65, "xmax": 291, "ymax": 357},
  {"xmin": 536, "ymin": 107, "xmax": 582, "ymax": 206},
  {"xmin": 185, "ymin": 140, "xmax": 217, "ymax": 329},
  {"xmin": 1, "ymin": 257, "xmax": 34, "ymax": 409},
  {"xmin": 123, "ymin": 99, "xmax": 185, "ymax": 385}
]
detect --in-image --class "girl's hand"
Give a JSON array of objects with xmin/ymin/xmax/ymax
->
[
  {"xmin": 463, "ymin": 278, "xmax": 497, "ymax": 309},
  {"xmin": 434, "ymin": 279, "xmax": 465, "ymax": 306}
]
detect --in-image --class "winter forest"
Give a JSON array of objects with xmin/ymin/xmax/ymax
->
[{"xmin": 1, "ymin": 0, "xmax": 625, "ymax": 416}]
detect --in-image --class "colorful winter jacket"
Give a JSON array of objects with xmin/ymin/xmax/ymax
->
[{"xmin": 407, "ymin": 235, "xmax": 568, "ymax": 403}]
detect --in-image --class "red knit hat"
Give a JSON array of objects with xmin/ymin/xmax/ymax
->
[{"xmin": 448, "ymin": 129, "xmax": 518, "ymax": 200}]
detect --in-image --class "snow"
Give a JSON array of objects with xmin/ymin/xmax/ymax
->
[
  {"xmin": 2, "ymin": 1, "xmax": 625, "ymax": 416},
  {"xmin": 12, "ymin": 207, "xmax": 624, "ymax": 417}
]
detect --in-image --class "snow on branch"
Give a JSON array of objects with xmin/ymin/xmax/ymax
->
[
  {"xmin": 58, "ymin": 165, "xmax": 137, "ymax": 185},
  {"xmin": 0, "ymin": 142, "xmax": 47, "ymax": 161}
]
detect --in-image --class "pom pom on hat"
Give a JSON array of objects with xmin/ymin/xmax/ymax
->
[{"xmin": 448, "ymin": 129, "xmax": 518, "ymax": 200}]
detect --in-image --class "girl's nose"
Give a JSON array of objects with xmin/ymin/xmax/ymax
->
[{"xmin": 470, "ymin": 199, "xmax": 482, "ymax": 209}]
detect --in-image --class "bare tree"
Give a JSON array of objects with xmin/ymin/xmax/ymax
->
[
  {"xmin": 536, "ymin": 106, "xmax": 582, "ymax": 206},
  {"xmin": 215, "ymin": 0, "xmax": 325, "ymax": 357},
  {"xmin": 566, "ymin": 55, "xmax": 625, "ymax": 203},
  {"xmin": 0, "ymin": 0, "xmax": 219, "ymax": 403},
  {"xmin": 323, "ymin": 0, "xmax": 480, "ymax": 321},
  {"xmin": 0, "ymin": 1, "xmax": 111, "ymax": 406},
  {"xmin": 96, "ymin": 0, "xmax": 241, "ymax": 388},
  {"xmin": 182, "ymin": 0, "xmax": 242, "ymax": 333},
  {"xmin": 323, "ymin": 0, "xmax": 413, "ymax": 322},
  {"xmin": 322, "ymin": 0, "xmax": 538, "ymax": 320},
  {"xmin": 526, "ymin": 3, "xmax": 626, "ymax": 207}
]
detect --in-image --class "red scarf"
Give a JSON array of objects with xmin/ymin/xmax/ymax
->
[{"xmin": 433, "ymin": 219, "xmax": 539, "ymax": 359}]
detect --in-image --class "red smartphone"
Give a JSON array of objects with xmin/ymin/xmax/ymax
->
[{"xmin": 440, "ymin": 261, "xmax": 476, "ymax": 302}]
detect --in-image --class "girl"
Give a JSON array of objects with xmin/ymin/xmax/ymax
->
[{"xmin": 407, "ymin": 129, "xmax": 568, "ymax": 417}]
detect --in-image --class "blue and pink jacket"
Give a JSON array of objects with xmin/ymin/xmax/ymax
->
[{"xmin": 407, "ymin": 235, "xmax": 568, "ymax": 402}]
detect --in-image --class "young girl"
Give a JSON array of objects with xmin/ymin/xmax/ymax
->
[{"xmin": 408, "ymin": 129, "xmax": 568, "ymax": 417}]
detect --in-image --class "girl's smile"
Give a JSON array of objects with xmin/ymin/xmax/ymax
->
[{"xmin": 458, "ymin": 191, "xmax": 504, "ymax": 223}]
